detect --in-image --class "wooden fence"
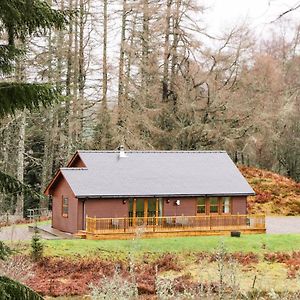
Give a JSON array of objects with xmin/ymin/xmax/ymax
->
[{"xmin": 85, "ymin": 214, "xmax": 265, "ymax": 234}]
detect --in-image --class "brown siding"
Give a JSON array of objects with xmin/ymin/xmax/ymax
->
[
  {"xmin": 163, "ymin": 197, "xmax": 197, "ymax": 216},
  {"xmin": 85, "ymin": 198, "xmax": 129, "ymax": 218},
  {"xmin": 77, "ymin": 200, "xmax": 84, "ymax": 230},
  {"xmin": 68, "ymin": 155, "xmax": 86, "ymax": 167},
  {"xmin": 52, "ymin": 175, "xmax": 78, "ymax": 234},
  {"xmin": 231, "ymin": 196, "xmax": 247, "ymax": 214}
]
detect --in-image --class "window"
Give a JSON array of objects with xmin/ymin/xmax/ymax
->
[
  {"xmin": 221, "ymin": 197, "xmax": 231, "ymax": 214},
  {"xmin": 62, "ymin": 196, "xmax": 68, "ymax": 217},
  {"xmin": 197, "ymin": 197, "xmax": 206, "ymax": 214},
  {"xmin": 209, "ymin": 197, "xmax": 219, "ymax": 213}
]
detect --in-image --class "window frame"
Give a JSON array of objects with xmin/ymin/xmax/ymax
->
[
  {"xmin": 62, "ymin": 196, "xmax": 69, "ymax": 218},
  {"xmin": 220, "ymin": 197, "xmax": 231, "ymax": 214},
  {"xmin": 209, "ymin": 197, "xmax": 219, "ymax": 214},
  {"xmin": 196, "ymin": 197, "xmax": 207, "ymax": 214}
]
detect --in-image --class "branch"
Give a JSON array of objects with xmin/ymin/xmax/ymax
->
[{"xmin": 272, "ymin": 2, "xmax": 300, "ymax": 22}]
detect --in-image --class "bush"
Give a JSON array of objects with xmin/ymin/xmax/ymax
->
[{"xmin": 89, "ymin": 271, "xmax": 138, "ymax": 300}]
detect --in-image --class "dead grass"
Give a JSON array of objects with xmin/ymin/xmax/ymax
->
[{"xmin": 239, "ymin": 166, "xmax": 300, "ymax": 215}]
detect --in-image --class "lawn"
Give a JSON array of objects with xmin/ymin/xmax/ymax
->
[{"xmin": 44, "ymin": 233, "xmax": 300, "ymax": 258}]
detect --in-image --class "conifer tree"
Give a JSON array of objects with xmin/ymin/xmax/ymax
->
[{"xmin": 0, "ymin": 0, "xmax": 68, "ymax": 212}]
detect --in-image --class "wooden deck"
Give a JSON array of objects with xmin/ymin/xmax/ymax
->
[{"xmin": 78, "ymin": 215, "xmax": 266, "ymax": 240}]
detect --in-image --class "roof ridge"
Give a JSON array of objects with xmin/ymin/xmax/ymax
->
[
  {"xmin": 77, "ymin": 150, "xmax": 227, "ymax": 153},
  {"xmin": 61, "ymin": 167, "xmax": 88, "ymax": 170}
]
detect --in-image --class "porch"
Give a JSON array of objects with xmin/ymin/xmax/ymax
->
[{"xmin": 79, "ymin": 214, "xmax": 266, "ymax": 240}]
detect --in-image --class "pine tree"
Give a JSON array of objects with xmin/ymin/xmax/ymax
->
[{"xmin": 0, "ymin": 0, "xmax": 68, "ymax": 213}]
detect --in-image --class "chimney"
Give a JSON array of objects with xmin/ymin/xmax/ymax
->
[{"xmin": 119, "ymin": 145, "xmax": 127, "ymax": 158}]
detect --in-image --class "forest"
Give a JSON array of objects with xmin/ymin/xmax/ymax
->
[{"xmin": 0, "ymin": 0, "xmax": 299, "ymax": 216}]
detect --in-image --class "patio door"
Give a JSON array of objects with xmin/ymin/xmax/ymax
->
[{"xmin": 129, "ymin": 198, "xmax": 162, "ymax": 224}]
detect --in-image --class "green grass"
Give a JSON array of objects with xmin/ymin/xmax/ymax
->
[{"xmin": 43, "ymin": 233, "xmax": 300, "ymax": 258}]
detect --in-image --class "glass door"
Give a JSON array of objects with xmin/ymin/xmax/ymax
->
[{"xmin": 128, "ymin": 198, "xmax": 162, "ymax": 225}]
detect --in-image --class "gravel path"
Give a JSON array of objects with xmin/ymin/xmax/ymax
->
[
  {"xmin": 0, "ymin": 223, "xmax": 60, "ymax": 241},
  {"xmin": 266, "ymin": 216, "xmax": 300, "ymax": 234}
]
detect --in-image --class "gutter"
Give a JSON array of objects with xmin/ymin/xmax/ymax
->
[{"xmin": 77, "ymin": 192, "xmax": 255, "ymax": 199}]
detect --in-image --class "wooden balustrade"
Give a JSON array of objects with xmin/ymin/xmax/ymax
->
[{"xmin": 85, "ymin": 214, "xmax": 266, "ymax": 234}]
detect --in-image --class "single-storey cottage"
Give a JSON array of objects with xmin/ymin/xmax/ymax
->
[{"xmin": 45, "ymin": 148, "xmax": 265, "ymax": 239}]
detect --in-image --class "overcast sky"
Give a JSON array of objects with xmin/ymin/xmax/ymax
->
[{"xmin": 204, "ymin": 0, "xmax": 300, "ymax": 37}]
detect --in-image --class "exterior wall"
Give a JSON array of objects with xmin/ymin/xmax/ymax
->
[
  {"xmin": 51, "ymin": 175, "xmax": 79, "ymax": 234},
  {"xmin": 77, "ymin": 200, "xmax": 84, "ymax": 230},
  {"xmin": 163, "ymin": 197, "xmax": 197, "ymax": 216},
  {"xmin": 68, "ymin": 154, "xmax": 86, "ymax": 167},
  {"xmin": 231, "ymin": 196, "xmax": 247, "ymax": 214},
  {"xmin": 163, "ymin": 196, "xmax": 247, "ymax": 216},
  {"xmin": 85, "ymin": 198, "xmax": 129, "ymax": 218}
]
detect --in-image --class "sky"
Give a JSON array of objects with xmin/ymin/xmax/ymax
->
[{"xmin": 204, "ymin": 0, "xmax": 300, "ymax": 38}]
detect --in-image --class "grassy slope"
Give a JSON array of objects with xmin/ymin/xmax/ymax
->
[
  {"xmin": 44, "ymin": 234, "xmax": 300, "ymax": 258},
  {"xmin": 239, "ymin": 166, "xmax": 300, "ymax": 215}
]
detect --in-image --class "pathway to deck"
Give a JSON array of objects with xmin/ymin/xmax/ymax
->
[{"xmin": 0, "ymin": 223, "xmax": 75, "ymax": 241}]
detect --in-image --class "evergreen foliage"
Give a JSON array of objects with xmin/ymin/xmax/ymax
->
[
  {"xmin": 0, "ymin": 0, "xmax": 67, "ymax": 42},
  {"xmin": 0, "ymin": 241, "xmax": 11, "ymax": 261},
  {"xmin": 0, "ymin": 0, "xmax": 68, "ymax": 212},
  {"xmin": 0, "ymin": 170, "xmax": 44, "ymax": 205},
  {"xmin": 0, "ymin": 83, "xmax": 60, "ymax": 117},
  {"xmin": 30, "ymin": 228, "xmax": 44, "ymax": 262},
  {"xmin": 0, "ymin": 276, "xmax": 43, "ymax": 300}
]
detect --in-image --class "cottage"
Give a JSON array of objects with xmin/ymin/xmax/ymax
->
[{"xmin": 45, "ymin": 149, "xmax": 265, "ymax": 239}]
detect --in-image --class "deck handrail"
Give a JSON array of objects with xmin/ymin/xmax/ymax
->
[{"xmin": 85, "ymin": 214, "xmax": 266, "ymax": 234}]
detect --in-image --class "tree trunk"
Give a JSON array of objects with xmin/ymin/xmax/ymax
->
[
  {"xmin": 77, "ymin": 0, "xmax": 85, "ymax": 145},
  {"xmin": 117, "ymin": 0, "xmax": 127, "ymax": 128},
  {"xmin": 141, "ymin": 0, "xmax": 150, "ymax": 102},
  {"xmin": 15, "ymin": 112, "xmax": 26, "ymax": 216},
  {"xmin": 170, "ymin": 0, "xmax": 181, "ymax": 109},
  {"xmin": 162, "ymin": 0, "xmax": 172, "ymax": 101},
  {"xmin": 102, "ymin": 0, "xmax": 108, "ymax": 109}
]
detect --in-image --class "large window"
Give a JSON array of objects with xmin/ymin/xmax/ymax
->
[
  {"xmin": 221, "ymin": 197, "xmax": 231, "ymax": 214},
  {"xmin": 62, "ymin": 196, "xmax": 69, "ymax": 217},
  {"xmin": 197, "ymin": 197, "xmax": 206, "ymax": 214},
  {"xmin": 209, "ymin": 197, "xmax": 219, "ymax": 213}
]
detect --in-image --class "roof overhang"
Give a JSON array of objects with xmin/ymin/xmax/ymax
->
[{"xmin": 76, "ymin": 192, "xmax": 255, "ymax": 199}]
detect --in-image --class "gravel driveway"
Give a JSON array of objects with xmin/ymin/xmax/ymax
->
[{"xmin": 266, "ymin": 216, "xmax": 300, "ymax": 234}]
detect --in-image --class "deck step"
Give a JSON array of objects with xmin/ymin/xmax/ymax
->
[{"xmin": 75, "ymin": 231, "xmax": 87, "ymax": 239}]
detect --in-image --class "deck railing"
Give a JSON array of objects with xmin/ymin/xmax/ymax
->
[{"xmin": 85, "ymin": 214, "xmax": 265, "ymax": 234}]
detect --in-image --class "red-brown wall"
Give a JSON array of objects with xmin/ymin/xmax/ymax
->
[
  {"xmin": 231, "ymin": 196, "xmax": 247, "ymax": 214},
  {"xmin": 163, "ymin": 197, "xmax": 197, "ymax": 216},
  {"xmin": 85, "ymin": 198, "xmax": 129, "ymax": 219},
  {"xmin": 51, "ymin": 175, "xmax": 79, "ymax": 234}
]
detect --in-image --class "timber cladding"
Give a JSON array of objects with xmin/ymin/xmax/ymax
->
[{"xmin": 51, "ymin": 175, "xmax": 78, "ymax": 234}]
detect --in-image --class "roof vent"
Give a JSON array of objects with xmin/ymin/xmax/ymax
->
[{"xmin": 119, "ymin": 145, "xmax": 127, "ymax": 158}]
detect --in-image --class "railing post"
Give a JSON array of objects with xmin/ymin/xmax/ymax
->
[{"xmin": 124, "ymin": 218, "xmax": 126, "ymax": 233}]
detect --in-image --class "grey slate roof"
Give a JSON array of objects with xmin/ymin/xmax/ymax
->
[{"xmin": 59, "ymin": 150, "xmax": 255, "ymax": 198}]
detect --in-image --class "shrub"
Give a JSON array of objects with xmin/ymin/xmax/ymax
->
[{"xmin": 89, "ymin": 271, "xmax": 138, "ymax": 300}]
